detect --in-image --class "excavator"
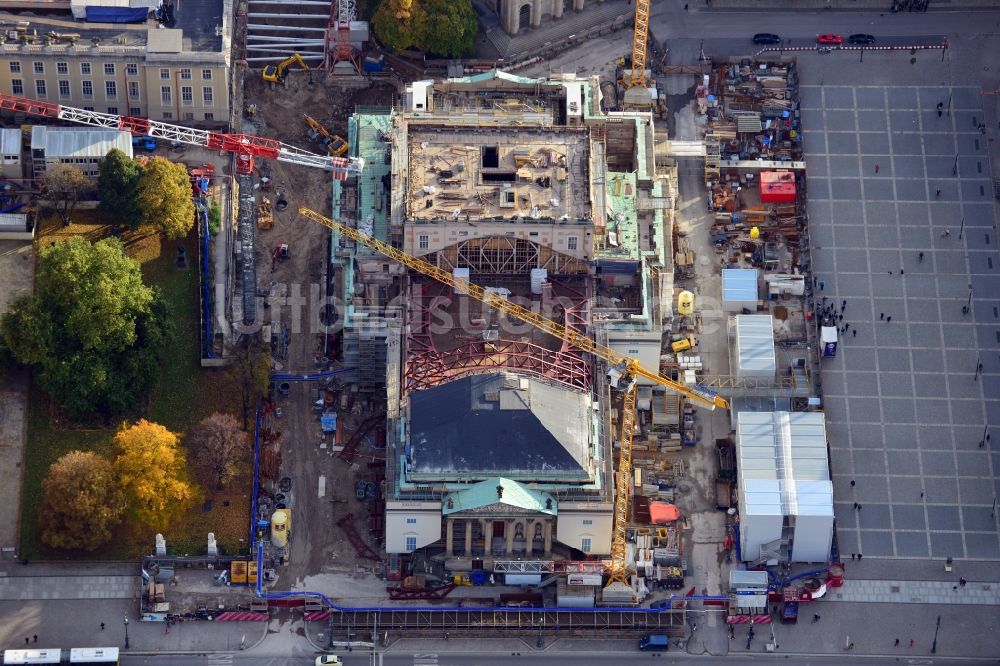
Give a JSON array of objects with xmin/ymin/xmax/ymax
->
[
  {"xmin": 262, "ymin": 53, "xmax": 309, "ymax": 86},
  {"xmin": 297, "ymin": 207, "xmax": 730, "ymax": 601},
  {"xmin": 304, "ymin": 115, "xmax": 348, "ymax": 157}
]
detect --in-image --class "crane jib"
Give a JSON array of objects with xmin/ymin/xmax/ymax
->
[{"xmin": 298, "ymin": 206, "xmax": 730, "ymax": 411}]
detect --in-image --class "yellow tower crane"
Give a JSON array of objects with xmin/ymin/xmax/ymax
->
[
  {"xmin": 625, "ymin": 0, "xmax": 651, "ymax": 90},
  {"xmin": 297, "ymin": 207, "xmax": 730, "ymax": 594}
]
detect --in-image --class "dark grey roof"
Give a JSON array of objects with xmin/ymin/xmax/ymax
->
[
  {"xmin": 408, "ymin": 373, "xmax": 591, "ymax": 482},
  {"xmin": 0, "ymin": 0, "xmax": 223, "ymax": 53}
]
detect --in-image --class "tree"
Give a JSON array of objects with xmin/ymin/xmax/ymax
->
[
  {"xmin": 114, "ymin": 419, "xmax": 196, "ymax": 528},
  {"xmin": 372, "ymin": 0, "xmax": 428, "ymax": 52},
  {"xmin": 423, "ymin": 0, "xmax": 478, "ymax": 58},
  {"xmin": 39, "ymin": 451, "xmax": 124, "ymax": 551},
  {"xmin": 0, "ymin": 237, "xmax": 172, "ymax": 420},
  {"xmin": 223, "ymin": 340, "xmax": 271, "ymax": 429},
  {"xmin": 44, "ymin": 163, "xmax": 92, "ymax": 226},
  {"xmin": 372, "ymin": 0, "xmax": 478, "ymax": 56},
  {"xmin": 187, "ymin": 412, "xmax": 250, "ymax": 489},
  {"xmin": 135, "ymin": 156, "xmax": 196, "ymax": 239},
  {"xmin": 97, "ymin": 148, "xmax": 144, "ymax": 230}
]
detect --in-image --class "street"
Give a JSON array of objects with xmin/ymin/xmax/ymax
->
[{"xmin": 121, "ymin": 651, "xmax": 997, "ymax": 666}]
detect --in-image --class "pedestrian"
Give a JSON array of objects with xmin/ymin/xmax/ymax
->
[
  {"xmin": 853, "ymin": 502, "xmax": 859, "ymax": 509},
  {"xmin": 935, "ymin": 188, "xmax": 942, "ymax": 198},
  {"xmin": 848, "ymin": 643, "xmax": 855, "ymax": 650},
  {"xmin": 888, "ymin": 270, "xmax": 893, "ymax": 275},
  {"xmin": 819, "ymin": 281, "xmax": 824, "ymax": 291},
  {"xmin": 852, "ymin": 330, "xmax": 857, "ymax": 337},
  {"xmin": 880, "ymin": 312, "xmax": 884, "ymax": 320},
  {"xmin": 900, "ymin": 268, "xmax": 904, "ymax": 275},
  {"xmin": 959, "ymin": 577, "xmax": 967, "ymax": 586},
  {"xmin": 942, "ymin": 229, "xmax": 950, "ymax": 237},
  {"xmin": 858, "ymin": 553, "xmax": 863, "ymax": 560},
  {"xmin": 895, "ymin": 638, "xmax": 900, "ymax": 647},
  {"xmin": 874, "ymin": 163, "xmax": 880, "ymax": 174},
  {"xmin": 684, "ymin": 2, "xmax": 689, "ymax": 8},
  {"xmin": 850, "ymin": 479, "xmax": 855, "ymax": 487},
  {"xmin": 886, "ymin": 316, "xmax": 891, "ymax": 323},
  {"xmin": 100, "ymin": 622, "xmax": 105, "ymax": 631},
  {"xmin": 841, "ymin": 299, "xmax": 846, "ymax": 309},
  {"xmin": 812, "ymin": 613, "xmax": 821, "ymax": 623},
  {"xmin": 918, "ymin": 251, "xmax": 924, "ymax": 261},
  {"xmin": 32, "ymin": 635, "xmax": 37, "ymax": 644},
  {"xmin": 851, "ymin": 553, "xmax": 856, "ymax": 560},
  {"xmin": 909, "ymin": 639, "xmax": 915, "ymax": 647},
  {"xmin": 858, "ymin": 504, "xmax": 863, "ymax": 511},
  {"xmin": 24, "ymin": 638, "xmax": 29, "ymax": 646},
  {"xmin": 920, "ymin": 491, "xmax": 924, "ymax": 498}
]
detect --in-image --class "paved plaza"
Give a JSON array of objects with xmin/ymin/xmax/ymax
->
[{"xmin": 802, "ymin": 84, "xmax": 1000, "ymax": 560}]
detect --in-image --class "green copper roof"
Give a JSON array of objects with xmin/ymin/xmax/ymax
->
[{"xmin": 443, "ymin": 477, "xmax": 557, "ymax": 516}]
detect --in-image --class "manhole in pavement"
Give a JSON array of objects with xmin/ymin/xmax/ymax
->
[{"xmin": 890, "ymin": 586, "xmax": 900, "ymax": 593}]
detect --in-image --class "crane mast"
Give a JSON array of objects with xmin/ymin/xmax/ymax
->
[
  {"xmin": 625, "ymin": 0, "xmax": 651, "ymax": 89},
  {"xmin": 298, "ymin": 206, "xmax": 730, "ymax": 597},
  {"xmin": 0, "ymin": 93, "xmax": 364, "ymax": 178}
]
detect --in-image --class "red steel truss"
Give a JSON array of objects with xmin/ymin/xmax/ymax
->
[
  {"xmin": 0, "ymin": 93, "xmax": 362, "ymax": 178},
  {"xmin": 403, "ymin": 277, "xmax": 592, "ymax": 394}
]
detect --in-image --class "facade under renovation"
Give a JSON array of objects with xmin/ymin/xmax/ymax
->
[{"xmin": 331, "ymin": 70, "xmax": 678, "ymax": 577}]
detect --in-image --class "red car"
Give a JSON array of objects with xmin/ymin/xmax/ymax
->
[{"xmin": 817, "ymin": 34, "xmax": 844, "ymax": 45}]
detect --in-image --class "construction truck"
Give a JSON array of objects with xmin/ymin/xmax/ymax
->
[
  {"xmin": 262, "ymin": 53, "xmax": 309, "ymax": 86},
  {"xmin": 304, "ymin": 115, "xmax": 348, "ymax": 157}
]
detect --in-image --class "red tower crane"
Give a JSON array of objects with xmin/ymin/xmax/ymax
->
[{"xmin": 0, "ymin": 93, "xmax": 364, "ymax": 179}]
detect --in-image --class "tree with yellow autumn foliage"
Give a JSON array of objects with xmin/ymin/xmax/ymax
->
[{"xmin": 114, "ymin": 419, "xmax": 196, "ymax": 529}]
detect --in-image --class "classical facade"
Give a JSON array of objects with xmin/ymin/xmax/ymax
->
[
  {"xmin": 0, "ymin": 1, "xmax": 231, "ymax": 125},
  {"xmin": 482, "ymin": 0, "xmax": 592, "ymax": 35}
]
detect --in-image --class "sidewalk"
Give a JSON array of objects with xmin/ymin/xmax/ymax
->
[
  {"xmin": 0, "ymin": 598, "xmax": 269, "ymax": 654},
  {"xmin": 834, "ymin": 578, "xmax": 1000, "ymax": 605},
  {"xmin": 704, "ymin": 0, "xmax": 1000, "ymax": 10}
]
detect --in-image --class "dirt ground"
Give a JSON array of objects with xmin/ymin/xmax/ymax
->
[{"xmin": 243, "ymin": 72, "xmax": 399, "ymax": 596}]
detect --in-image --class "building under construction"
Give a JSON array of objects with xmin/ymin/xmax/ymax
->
[{"xmin": 329, "ymin": 70, "xmax": 684, "ymax": 603}]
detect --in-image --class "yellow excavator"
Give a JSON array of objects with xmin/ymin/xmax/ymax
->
[
  {"xmin": 304, "ymin": 115, "xmax": 348, "ymax": 157},
  {"xmin": 262, "ymin": 53, "xmax": 309, "ymax": 86},
  {"xmin": 297, "ymin": 207, "xmax": 730, "ymax": 599}
]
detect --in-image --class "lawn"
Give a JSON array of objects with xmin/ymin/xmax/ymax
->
[{"xmin": 18, "ymin": 212, "xmax": 250, "ymax": 561}]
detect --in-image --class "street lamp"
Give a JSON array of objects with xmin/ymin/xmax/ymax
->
[
  {"xmin": 931, "ymin": 615, "xmax": 941, "ymax": 654},
  {"xmin": 123, "ymin": 617, "xmax": 129, "ymax": 649}
]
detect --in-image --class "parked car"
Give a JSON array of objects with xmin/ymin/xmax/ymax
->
[
  {"xmin": 848, "ymin": 33, "xmax": 876, "ymax": 44},
  {"xmin": 753, "ymin": 33, "xmax": 781, "ymax": 45},
  {"xmin": 315, "ymin": 656, "xmax": 343, "ymax": 666},
  {"xmin": 817, "ymin": 34, "xmax": 844, "ymax": 45}
]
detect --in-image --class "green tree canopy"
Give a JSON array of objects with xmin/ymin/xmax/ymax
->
[
  {"xmin": 0, "ymin": 237, "xmax": 172, "ymax": 419},
  {"xmin": 136, "ymin": 156, "xmax": 196, "ymax": 239},
  {"xmin": 372, "ymin": 0, "xmax": 477, "ymax": 57},
  {"xmin": 39, "ymin": 450, "xmax": 125, "ymax": 551},
  {"xmin": 222, "ymin": 340, "xmax": 271, "ymax": 429},
  {"xmin": 97, "ymin": 148, "xmax": 144, "ymax": 230},
  {"xmin": 44, "ymin": 163, "xmax": 92, "ymax": 226},
  {"xmin": 422, "ymin": 0, "xmax": 478, "ymax": 58}
]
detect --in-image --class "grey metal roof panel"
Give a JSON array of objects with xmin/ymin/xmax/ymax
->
[
  {"xmin": 408, "ymin": 373, "xmax": 591, "ymax": 480},
  {"xmin": 1, "ymin": 128, "xmax": 21, "ymax": 156}
]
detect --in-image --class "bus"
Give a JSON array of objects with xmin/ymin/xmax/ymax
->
[{"xmin": 2, "ymin": 648, "xmax": 119, "ymax": 665}]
